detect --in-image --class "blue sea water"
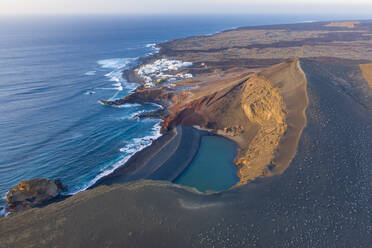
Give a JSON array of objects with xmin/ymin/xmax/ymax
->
[{"xmin": 0, "ymin": 14, "xmax": 365, "ymax": 209}]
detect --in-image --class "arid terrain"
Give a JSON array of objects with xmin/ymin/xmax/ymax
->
[
  {"xmin": 103, "ymin": 20, "xmax": 372, "ymax": 184},
  {"xmin": 1, "ymin": 20, "xmax": 372, "ymax": 248}
]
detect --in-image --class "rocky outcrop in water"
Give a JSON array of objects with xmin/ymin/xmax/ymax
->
[
  {"xmin": 6, "ymin": 178, "xmax": 67, "ymax": 213},
  {"xmin": 100, "ymin": 87, "xmax": 179, "ymax": 107}
]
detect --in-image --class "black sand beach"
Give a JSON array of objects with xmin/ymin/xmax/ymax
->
[{"xmin": 92, "ymin": 126, "xmax": 211, "ymax": 187}]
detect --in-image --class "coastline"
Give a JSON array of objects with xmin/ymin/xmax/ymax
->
[
  {"xmin": 1, "ymin": 20, "xmax": 319, "ymax": 214},
  {"xmin": 4, "ymin": 19, "xmax": 372, "ymax": 247},
  {"xmin": 92, "ymin": 125, "xmax": 234, "ymax": 189},
  {"xmin": 91, "ymin": 120, "xmax": 244, "ymax": 192},
  {"xmin": 100, "ymin": 52, "xmax": 309, "ymax": 187},
  {"xmin": 6, "ymin": 19, "xmax": 372, "ymax": 215}
]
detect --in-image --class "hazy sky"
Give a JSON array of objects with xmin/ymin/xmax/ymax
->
[{"xmin": 1, "ymin": 0, "xmax": 372, "ymax": 15}]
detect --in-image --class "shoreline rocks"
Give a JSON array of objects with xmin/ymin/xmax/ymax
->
[
  {"xmin": 100, "ymin": 87, "xmax": 178, "ymax": 108},
  {"xmin": 6, "ymin": 178, "xmax": 67, "ymax": 213}
]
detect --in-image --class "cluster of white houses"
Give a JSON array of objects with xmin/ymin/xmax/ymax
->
[{"xmin": 135, "ymin": 59, "xmax": 193, "ymax": 87}]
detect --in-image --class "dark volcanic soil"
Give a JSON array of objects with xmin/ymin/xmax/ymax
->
[
  {"xmin": 92, "ymin": 126, "xmax": 208, "ymax": 187},
  {"xmin": 1, "ymin": 58, "xmax": 372, "ymax": 248}
]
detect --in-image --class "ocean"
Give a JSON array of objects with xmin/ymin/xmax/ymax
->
[{"xmin": 0, "ymin": 14, "xmax": 361, "ymax": 210}]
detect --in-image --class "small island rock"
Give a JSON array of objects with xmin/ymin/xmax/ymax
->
[{"xmin": 6, "ymin": 178, "xmax": 67, "ymax": 213}]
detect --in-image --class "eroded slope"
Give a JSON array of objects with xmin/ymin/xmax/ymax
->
[{"xmin": 160, "ymin": 59, "xmax": 307, "ymax": 183}]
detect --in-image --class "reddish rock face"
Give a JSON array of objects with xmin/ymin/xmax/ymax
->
[{"xmin": 6, "ymin": 178, "xmax": 67, "ymax": 213}]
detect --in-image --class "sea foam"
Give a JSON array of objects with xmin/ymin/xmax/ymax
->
[
  {"xmin": 0, "ymin": 207, "xmax": 8, "ymax": 217},
  {"xmin": 73, "ymin": 121, "xmax": 162, "ymax": 194},
  {"xmin": 97, "ymin": 57, "xmax": 138, "ymax": 95},
  {"xmin": 116, "ymin": 103, "xmax": 141, "ymax": 108},
  {"xmin": 119, "ymin": 122, "xmax": 162, "ymax": 153},
  {"xmin": 97, "ymin": 58, "xmax": 136, "ymax": 70},
  {"xmin": 85, "ymin": 71, "xmax": 96, "ymax": 76},
  {"xmin": 0, "ymin": 193, "xmax": 7, "ymax": 217},
  {"xmin": 70, "ymin": 53, "xmax": 164, "ymax": 195},
  {"xmin": 146, "ymin": 43, "xmax": 160, "ymax": 55},
  {"xmin": 73, "ymin": 57, "xmax": 163, "ymax": 194},
  {"xmin": 84, "ymin": 91, "xmax": 96, "ymax": 95}
]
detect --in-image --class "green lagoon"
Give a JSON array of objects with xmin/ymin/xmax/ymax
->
[{"xmin": 175, "ymin": 135, "xmax": 239, "ymax": 192}]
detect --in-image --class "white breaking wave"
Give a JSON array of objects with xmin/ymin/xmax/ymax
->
[
  {"xmin": 69, "ymin": 56, "xmax": 164, "ymax": 196},
  {"xmin": 72, "ymin": 121, "xmax": 162, "ymax": 194},
  {"xmin": 84, "ymin": 91, "xmax": 96, "ymax": 95},
  {"xmin": 149, "ymin": 102, "xmax": 164, "ymax": 110},
  {"xmin": 0, "ymin": 193, "xmax": 8, "ymax": 217},
  {"xmin": 146, "ymin": 43, "xmax": 160, "ymax": 55},
  {"xmin": 130, "ymin": 110, "xmax": 147, "ymax": 119},
  {"xmin": 0, "ymin": 207, "xmax": 7, "ymax": 217},
  {"xmin": 97, "ymin": 57, "xmax": 137, "ymax": 70},
  {"xmin": 73, "ymin": 58, "xmax": 163, "ymax": 195},
  {"xmin": 85, "ymin": 71, "xmax": 96, "ymax": 76},
  {"xmin": 116, "ymin": 103, "xmax": 141, "ymax": 108},
  {"xmin": 117, "ymin": 110, "xmax": 145, "ymax": 120},
  {"xmin": 119, "ymin": 122, "xmax": 162, "ymax": 154},
  {"xmin": 104, "ymin": 70, "xmax": 125, "ymax": 91},
  {"xmin": 96, "ymin": 87, "xmax": 120, "ymax": 90},
  {"xmin": 96, "ymin": 57, "xmax": 138, "ymax": 98}
]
